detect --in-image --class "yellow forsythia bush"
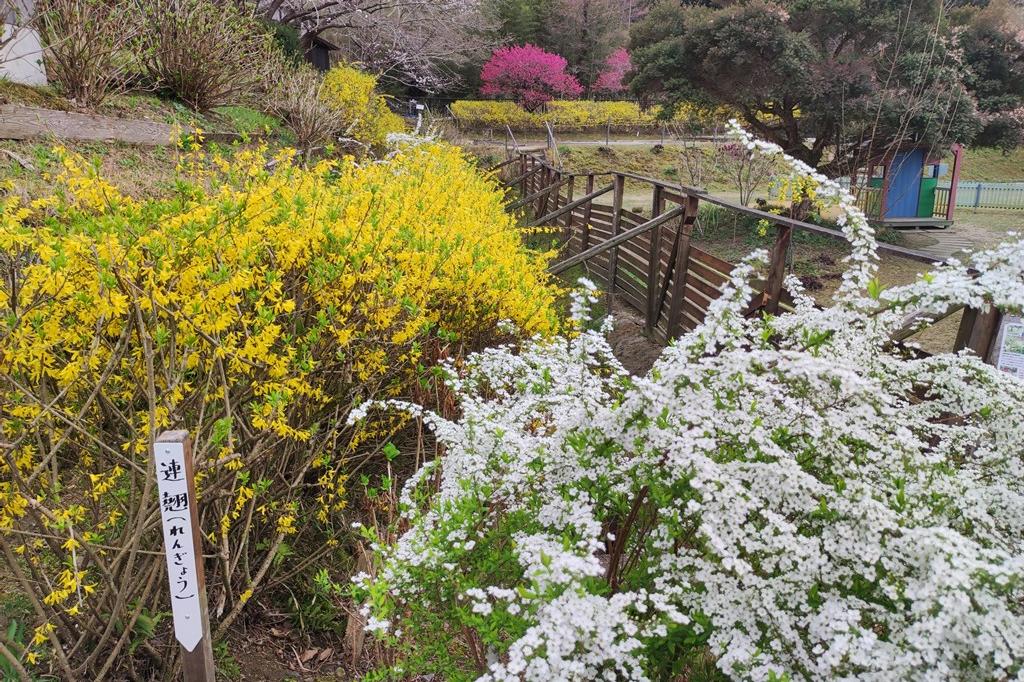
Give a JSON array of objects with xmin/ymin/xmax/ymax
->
[
  {"xmin": 546, "ymin": 100, "xmax": 657, "ymax": 126},
  {"xmin": 0, "ymin": 141, "xmax": 559, "ymax": 678},
  {"xmin": 451, "ymin": 99, "xmax": 732, "ymax": 130},
  {"xmin": 320, "ymin": 63, "xmax": 406, "ymax": 149},
  {"xmin": 450, "ymin": 99, "xmax": 533, "ymax": 127}
]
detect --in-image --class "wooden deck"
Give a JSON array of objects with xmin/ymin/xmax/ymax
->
[{"xmin": 875, "ymin": 217, "xmax": 953, "ymax": 230}]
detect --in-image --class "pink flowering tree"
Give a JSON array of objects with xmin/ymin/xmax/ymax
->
[
  {"xmin": 593, "ymin": 48, "xmax": 631, "ymax": 94},
  {"xmin": 480, "ymin": 44, "xmax": 583, "ymax": 111}
]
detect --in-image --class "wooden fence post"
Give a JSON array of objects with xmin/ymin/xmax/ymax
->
[
  {"xmin": 607, "ymin": 174, "xmax": 626, "ymax": 292},
  {"xmin": 564, "ymin": 175, "xmax": 575, "ymax": 233},
  {"xmin": 646, "ymin": 185, "xmax": 665, "ymax": 332},
  {"xmin": 666, "ymin": 195, "xmax": 700, "ymax": 338},
  {"xmin": 955, "ymin": 304, "xmax": 1002, "ymax": 360},
  {"xmin": 546, "ymin": 169, "xmax": 559, "ymax": 217},
  {"xmin": 536, "ymin": 165, "xmax": 550, "ymax": 216},
  {"xmin": 764, "ymin": 223, "xmax": 794, "ymax": 315},
  {"xmin": 581, "ymin": 174, "xmax": 594, "ymax": 252},
  {"xmin": 519, "ymin": 153, "xmax": 527, "ymax": 197},
  {"xmin": 154, "ymin": 430, "xmax": 215, "ymax": 682}
]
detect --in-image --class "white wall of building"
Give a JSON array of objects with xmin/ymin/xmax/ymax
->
[{"xmin": 1, "ymin": 23, "xmax": 47, "ymax": 86}]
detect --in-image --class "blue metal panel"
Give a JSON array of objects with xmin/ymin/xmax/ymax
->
[{"xmin": 885, "ymin": 149, "xmax": 924, "ymax": 218}]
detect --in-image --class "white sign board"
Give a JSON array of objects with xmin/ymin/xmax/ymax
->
[
  {"xmin": 993, "ymin": 315, "xmax": 1024, "ymax": 379},
  {"xmin": 154, "ymin": 440, "xmax": 205, "ymax": 652}
]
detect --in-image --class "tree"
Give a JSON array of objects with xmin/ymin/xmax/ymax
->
[
  {"xmin": 954, "ymin": 0, "xmax": 1024, "ymax": 150},
  {"xmin": 248, "ymin": 0, "xmax": 493, "ymax": 92},
  {"xmin": 480, "ymin": 43, "xmax": 583, "ymax": 109},
  {"xmin": 546, "ymin": 0, "xmax": 626, "ymax": 88},
  {"xmin": 481, "ymin": 0, "xmax": 553, "ymax": 45},
  {"xmin": 593, "ymin": 47, "xmax": 631, "ymax": 93},
  {"xmin": 629, "ymin": 0, "xmax": 986, "ymax": 175}
]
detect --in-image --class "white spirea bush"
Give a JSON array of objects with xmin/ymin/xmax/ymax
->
[{"xmin": 350, "ymin": 126, "xmax": 1024, "ymax": 681}]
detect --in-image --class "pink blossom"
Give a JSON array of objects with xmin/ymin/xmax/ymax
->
[
  {"xmin": 480, "ymin": 44, "xmax": 583, "ymax": 111},
  {"xmin": 593, "ymin": 48, "xmax": 632, "ymax": 94}
]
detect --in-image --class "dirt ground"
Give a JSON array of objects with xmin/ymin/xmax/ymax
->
[{"xmin": 606, "ymin": 296, "xmax": 665, "ymax": 375}]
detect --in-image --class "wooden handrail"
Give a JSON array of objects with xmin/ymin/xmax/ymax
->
[
  {"xmin": 891, "ymin": 303, "xmax": 966, "ymax": 342},
  {"xmin": 530, "ymin": 183, "xmax": 615, "ymax": 226},
  {"xmin": 548, "ymin": 206, "xmax": 686, "ymax": 275},
  {"xmin": 692, "ymin": 193, "xmax": 939, "ymax": 265},
  {"xmin": 486, "ymin": 157, "xmax": 519, "ymax": 173},
  {"xmin": 508, "ymin": 176, "xmax": 575, "ymax": 211},
  {"xmin": 507, "ymin": 151, "xmax": 999, "ymax": 361},
  {"xmin": 516, "ymin": 152, "xmax": 940, "ymax": 265},
  {"xmin": 501, "ymin": 165, "xmax": 544, "ymax": 189}
]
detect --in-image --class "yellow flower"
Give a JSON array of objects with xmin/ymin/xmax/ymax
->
[
  {"xmin": 320, "ymin": 64, "xmax": 405, "ymax": 149},
  {"xmin": 0, "ymin": 138, "xmax": 562, "ymax": 629}
]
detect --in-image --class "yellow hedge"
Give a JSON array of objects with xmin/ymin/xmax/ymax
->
[
  {"xmin": 320, "ymin": 63, "xmax": 406, "ymax": 149},
  {"xmin": 451, "ymin": 99, "xmax": 730, "ymax": 130},
  {"xmin": 0, "ymin": 140, "xmax": 559, "ymax": 677}
]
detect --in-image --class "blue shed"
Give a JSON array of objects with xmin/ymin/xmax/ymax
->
[{"xmin": 855, "ymin": 144, "xmax": 964, "ymax": 229}]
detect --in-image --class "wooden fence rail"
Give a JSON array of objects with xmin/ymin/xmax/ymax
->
[{"xmin": 496, "ymin": 152, "xmax": 1006, "ymax": 358}]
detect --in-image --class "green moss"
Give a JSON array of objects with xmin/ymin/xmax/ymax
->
[{"xmin": 0, "ymin": 79, "xmax": 69, "ymax": 109}]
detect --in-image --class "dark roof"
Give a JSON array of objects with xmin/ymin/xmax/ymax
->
[{"xmin": 306, "ymin": 34, "xmax": 339, "ymax": 51}]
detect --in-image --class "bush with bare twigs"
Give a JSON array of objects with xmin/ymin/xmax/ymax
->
[
  {"xmin": 266, "ymin": 61, "xmax": 345, "ymax": 153},
  {"xmin": 135, "ymin": 0, "xmax": 276, "ymax": 111},
  {"xmin": 35, "ymin": 0, "xmax": 139, "ymax": 108}
]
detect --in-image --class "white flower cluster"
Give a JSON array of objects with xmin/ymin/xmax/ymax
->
[{"xmin": 356, "ymin": 130, "xmax": 1024, "ymax": 681}]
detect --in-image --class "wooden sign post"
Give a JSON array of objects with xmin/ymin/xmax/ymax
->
[{"xmin": 154, "ymin": 430, "xmax": 215, "ymax": 681}]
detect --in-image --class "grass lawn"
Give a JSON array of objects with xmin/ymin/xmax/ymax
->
[{"xmin": 957, "ymin": 146, "xmax": 1024, "ymax": 182}]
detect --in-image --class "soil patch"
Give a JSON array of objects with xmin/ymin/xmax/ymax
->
[{"xmin": 606, "ymin": 296, "xmax": 664, "ymax": 375}]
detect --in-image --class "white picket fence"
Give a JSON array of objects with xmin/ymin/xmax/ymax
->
[{"xmin": 942, "ymin": 181, "xmax": 1024, "ymax": 210}]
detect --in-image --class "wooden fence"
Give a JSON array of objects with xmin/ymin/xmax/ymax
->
[{"xmin": 494, "ymin": 151, "xmax": 1008, "ymax": 361}]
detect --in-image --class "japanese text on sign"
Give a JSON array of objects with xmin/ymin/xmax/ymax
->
[{"xmin": 154, "ymin": 440, "xmax": 204, "ymax": 651}]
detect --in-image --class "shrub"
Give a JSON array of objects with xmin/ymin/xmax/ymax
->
[
  {"xmin": 480, "ymin": 44, "xmax": 583, "ymax": 111},
  {"xmin": 320, "ymin": 64, "xmax": 407, "ymax": 151},
  {"xmin": 593, "ymin": 48, "xmax": 631, "ymax": 95},
  {"xmin": 451, "ymin": 99, "xmax": 731, "ymax": 131},
  {"xmin": 136, "ymin": 0, "xmax": 276, "ymax": 111},
  {"xmin": 546, "ymin": 99, "xmax": 654, "ymax": 127},
  {"xmin": 36, "ymin": 0, "xmax": 139, "ymax": 108},
  {"xmin": 451, "ymin": 99, "xmax": 536, "ymax": 128},
  {"xmin": 0, "ymin": 140, "xmax": 560, "ymax": 678},
  {"xmin": 355, "ymin": 128, "xmax": 1024, "ymax": 680},
  {"xmin": 266, "ymin": 61, "xmax": 345, "ymax": 152}
]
